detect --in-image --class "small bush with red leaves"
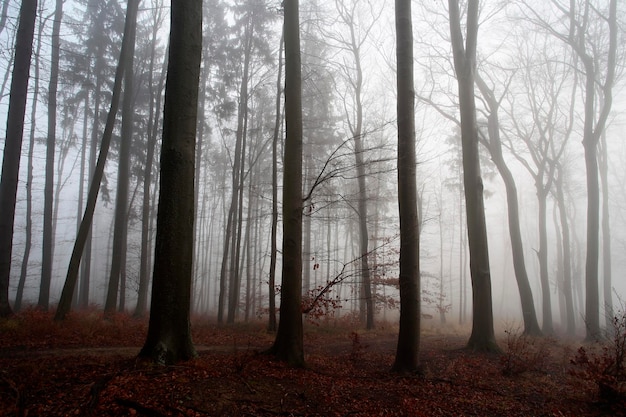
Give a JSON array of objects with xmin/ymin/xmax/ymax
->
[{"xmin": 571, "ymin": 308, "xmax": 626, "ymax": 405}]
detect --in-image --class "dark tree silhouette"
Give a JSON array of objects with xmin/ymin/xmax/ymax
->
[
  {"xmin": 139, "ymin": 0, "xmax": 202, "ymax": 364},
  {"xmin": 392, "ymin": 0, "xmax": 421, "ymax": 373},
  {"xmin": 448, "ymin": 0, "xmax": 498, "ymax": 351},
  {"xmin": 0, "ymin": 0, "xmax": 38, "ymax": 318},
  {"xmin": 267, "ymin": 0, "xmax": 305, "ymax": 367}
]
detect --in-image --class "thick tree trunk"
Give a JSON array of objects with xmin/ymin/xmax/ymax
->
[
  {"xmin": 392, "ymin": 0, "xmax": 420, "ymax": 373},
  {"xmin": 0, "ymin": 0, "xmax": 37, "ymax": 318},
  {"xmin": 268, "ymin": 0, "xmax": 305, "ymax": 367},
  {"xmin": 16, "ymin": 10, "xmax": 44, "ymax": 312},
  {"xmin": 139, "ymin": 0, "xmax": 202, "ymax": 364}
]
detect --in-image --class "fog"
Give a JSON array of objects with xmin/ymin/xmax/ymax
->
[{"xmin": 0, "ymin": 0, "xmax": 625, "ymax": 338}]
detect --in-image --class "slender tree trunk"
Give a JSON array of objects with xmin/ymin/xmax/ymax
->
[
  {"xmin": 392, "ymin": 0, "xmax": 420, "ymax": 372},
  {"xmin": 599, "ymin": 133, "xmax": 612, "ymax": 329},
  {"xmin": 574, "ymin": 0, "xmax": 617, "ymax": 341},
  {"xmin": 218, "ymin": 25, "xmax": 251, "ymax": 323},
  {"xmin": 79, "ymin": 70, "xmax": 102, "ymax": 309},
  {"xmin": 55, "ymin": 0, "xmax": 140, "ymax": 321},
  {"xmin": 0, "ymin": 0, "xmax": 37, "ymax": 318},
  {"xmin": 15, "ymin": 8, "xmax": 44, "ymax": 312},
  {"xmin": 475, "ymin": 74, "xmax": 541, "ymax": 336},
  {"xmin": 554, "ymin": 166, "xmax": 575, "ymax": 335},
  {"xmin": 351, "ymin": 59, "xmax": 373, "ymax": 331},
  {"xmin": 536, "ymin": 188, "xmax": 554, "ymax": 334},
  {"xmin": 104, "ymin": 5, "xmax": 138, "ymax": 315},
  {"xmin": 227, "ymin": 110, "xmax": 248, "ymax": 323},
  {"xmin": 448, "ymin": 0, "xmax": 498, "ymax": 352},
  {"xmin": 139, "ymin": 0, "xmax": 202, "ymax": 364},
  {"xmin": 135, "ymin": 36, "xmax": 168, "ymax": 317},
  {"xmin": 37, "ymin": 0, "xmax": 63, "ymax": 310},
  {"xmin": 268, "ymin": 33, "xmax": 283, "ymax": 332}
]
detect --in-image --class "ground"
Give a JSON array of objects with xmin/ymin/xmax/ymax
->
[{"xmin": 0, "ymin": 310, "xmax": 622, "ymax": 416}]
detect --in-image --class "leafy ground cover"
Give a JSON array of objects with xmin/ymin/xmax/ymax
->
[{"xmin": 0, "ymin": 310, "xmax": 621, "ymax": 416}]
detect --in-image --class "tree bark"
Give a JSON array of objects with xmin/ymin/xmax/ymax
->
[
  {"xmin": 391, "ymin": 0, "xmax": 420, "ymax": 373},
  {"xmin": 475, "ymin": 74, "xmax": 541, "ymax": 336},
  {"xmin": 38, "ymin": 0, "xmax": 63, "ymax": 311},
  {"xmin": 267, "ymin": 0, "xmax": 305, "ymax": 367},
  {"xmin": 0, "ymin": 0, "xmax": 37, "ymax": 318},
  {"xmin": 599, "ymin": 134, "xmax": 612, "ymax": 330},
  {"xmin": 268, "ymin": 33, "xmax": 283, "ymax": 332},
  {"xmin": 139, "ymin": 0, "xmax": 202, "ymax": 364},
  {"xmin": 15, "ymin": 7, "xmax": 44, "ymax": 312},
  {"xmin": 554, "ymin": 165, "xmax": 575, "ymax": 335},
  {"xmin": 448, "ymin": 0, "xmax": 498, "ymax": 352}
]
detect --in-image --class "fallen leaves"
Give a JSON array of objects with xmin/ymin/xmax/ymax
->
[{"xmin": 0, "ymin": 310, "xmax": 618, "ymax": 416}]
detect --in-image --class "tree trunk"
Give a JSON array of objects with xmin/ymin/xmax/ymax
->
[
  {"xmin": 537, "ymin": 187, "xmax": 554, "ymax": 334},
  {"xmin": 104, "ymin": 5, "xmax": 138, "ymax": 315},
  {"xmin": 15, "ymin": 8, "xmax": 44, "ymax": 312},
  {"xmin": 267, "ymin": 0, "xmax": 305, "ymax": 367},
  {"xmin": 268, "ymin": 33, "xmax": 283, "ymax": 332},
  {"xmin": 0, "ymin": 0, "xmax": 37, "ymax": 318},
  {"xmin": 599, "ymin": 134, "xmax": 612, "ymax": 330},
  {"xmin": 391, "ymin": 0, "xmax": 420, "ymax": 373},
  {"xmin": 136, "ymin": 31, "xmax": 168, "ymax": 318},
  {"xmin": 448, "ymin": 0, "xmax": 498, "ymax": 352},
  {"xmin": 38, "ymin": 0, "xmax": 63, "ymax": 311},
  {"xmin": 218, "ymin": 23, "xmax": 251, "ymax": 323},
  {"xmin": 554, "ymin": 166, "xmax": 575, "ymax": 334},
  {"xmin": 475, "ymin": 74, "xmax": 541, "ymax": 336},
  {"xmin": 54, "ymin": 0, "xmax": 139, "ymax": 321},
  {"xmin": 139, "ymin": 0, "xmax": 202, "ymax": 364}
]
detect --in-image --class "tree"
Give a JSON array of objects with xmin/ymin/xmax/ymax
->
[
  {"xmin": 55, "ymin": 0, "xmax": 140, "ymax": 321},
  {"xmin": 268, "ymin": 33, "xmax": 283, "ymax": 332},
  {"xmin": 330, "ymin": 0, "xmax": 381, "ymax": 330},
  {"xmin": 0, "ymin": 0, "xmax": 38, "ymax": 318},
  {"xmin": 520, "ymin": 0, "xmax": 619, "ymax": 340},
  {"xmin": 135, "ymin": 1, "xmax": 168, "ymax": 318},
  {"xmin": 38, "ymin": 0, "xmax": 64, "ymax": 311},
  {"xmin": 448, "ymin": 0, "xmax": 498, "ymax": 351},
  {"xmin": 391, "ymin": 0, "xmax": 420, "ymax": 373},
  {"xmin": 138, "ymin": 0, "xmax": 202, "ymax": 364},
  {"xmin": 62, "ymin": 0, "xmax": 125, "ymax": 309},
  {"xmin": 104, "ymin": 0, "xmax": 139, "ymax": 315},
  {"xmin": 474, "ymin": 72, "xmax": 542, "ymax": 336},
  {"xmin": 267, "ymin": 0, "xmax": 305, "ymax": 367},
  {"xmin": 15, "ymin": 4, "xmax": 45, "ymax": 312}
]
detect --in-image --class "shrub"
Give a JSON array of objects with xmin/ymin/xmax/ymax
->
[
  {"xmin": 571, "ymin": 307, "xmax": 626, "ymax": 405},
  {"xmin": 500, "ymin": 325, "xmax": 549, "ymax": 376}
]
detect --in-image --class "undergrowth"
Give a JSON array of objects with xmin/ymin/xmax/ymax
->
[
  {"xmin": 571, "ymin": 306, "xmax": 626, "ymax": 407},
  {"xmin": 500, "ymin": 325, "xmax": 550, "ymax": 376}
]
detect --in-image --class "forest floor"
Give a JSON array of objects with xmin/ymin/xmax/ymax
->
[{"xmin": 0, "ymin": 309, "xmax": 623, "ymax": 416}]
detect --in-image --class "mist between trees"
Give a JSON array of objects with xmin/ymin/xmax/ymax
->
[{"xmin": 0, "ymin": 0, "xmax": 625, "ymax": 365}]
